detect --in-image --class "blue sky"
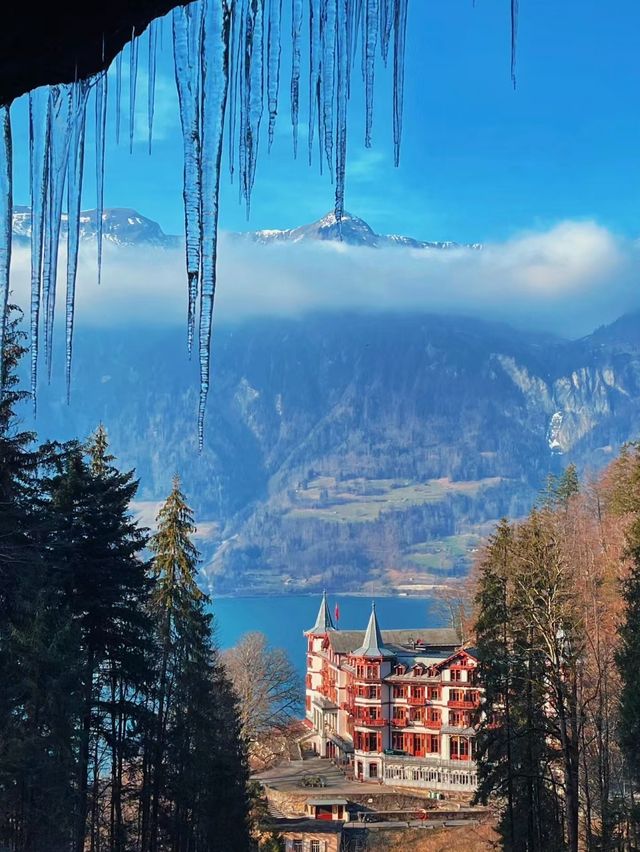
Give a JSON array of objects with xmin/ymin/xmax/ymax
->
[{"xmin": 10, "ymin": 0, "xmax": 640, "ymax": 245}]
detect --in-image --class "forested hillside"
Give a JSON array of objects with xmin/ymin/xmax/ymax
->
[{"xmin": 27, "ymin": 310, "xmax": 640, "ymax": 593}]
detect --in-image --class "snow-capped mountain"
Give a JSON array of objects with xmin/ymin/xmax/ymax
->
[
  {"xmin": 245, "ymin": 210, "xmax": 482, "ymax": 250},
  {"xmin": 12, "ymin": 206, "xmax": 179, "ymax": 248},
  {"xmin": 12, "ymin": 206, "xmax": 479, "ymax": 252}
]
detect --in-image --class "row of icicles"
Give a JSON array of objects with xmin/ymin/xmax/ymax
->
[{"xmin": 0, "ymin": 0, "xmax": 519, "ymax": 446}]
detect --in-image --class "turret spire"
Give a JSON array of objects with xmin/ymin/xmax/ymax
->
[
  {"xmin": 353, "ymin": 601, "xmax": 393, "ymax": 658},
  {"xmin": 305, "ymin": 590, "xmax": 336, "ymax": 634}
]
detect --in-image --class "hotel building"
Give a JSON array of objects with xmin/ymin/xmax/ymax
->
[{"xmin": 303, "ymin": 594, "xmax": 481, "ymax": 794}]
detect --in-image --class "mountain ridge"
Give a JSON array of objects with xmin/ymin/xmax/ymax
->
[{"xmin": 11, "ymin": 206, "xmax": 480, "ymax": 252}]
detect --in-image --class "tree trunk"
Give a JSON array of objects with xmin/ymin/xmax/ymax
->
[{"xmin": 75, "ymin": 647, "xmax": 96, "ymax": 852}]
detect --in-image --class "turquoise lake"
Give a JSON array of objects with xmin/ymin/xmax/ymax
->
[{"xmin": 209, "ymin": 594, "xmax": 445, "ymax": 674}]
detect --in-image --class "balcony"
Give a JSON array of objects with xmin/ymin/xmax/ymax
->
[
  {"xmin": 354, "ymin": 673, "xmax": 381, "ymax": 683},
  {"xmin": 392, "ymin": 717, "xmax": 408, "ymax": 728},
  {"xmin": 408, "ymin": 695, "xmax": 426, "ymax": 706},
  {"xmin": 381, "ymin": 753, "xmax": 478, "ymax": 772},
  {"xmin": 354, "ymin": 717, "xmax": 386, "ymax": 727},
  {"xmin": 424, "ymin": 718, "xmax": 443, "ymax": 730},
  {"xmin": 448, "ymin": 699, "xmax": 479, "ymax": 710}
]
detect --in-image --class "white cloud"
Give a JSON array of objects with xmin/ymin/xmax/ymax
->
[{"xmin": 8, "ymin": 219, "xmax": 638, "ymax": 338}]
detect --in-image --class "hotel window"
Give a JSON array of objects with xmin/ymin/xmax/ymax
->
[
  {"xmin": 427, "ymin": 735, "xmax": 439, "ymax": 753},
  {"xmin": 450, "ymin": 737, "xmax": 470, "ymax": 759},
  {"xmin": 311, "ymin": 842, "xmax": 321, "ymax": 852},
  {"xmin": 369, "ymin": 763, "xmax": 378, "ymax": 778},
  {"xmin": 427, "ymin": 687, "xmax": 440, "ymax": 701},
  {"xmin": 451, "ymin": 669, "xmax": 464, "ymax": 682},
  {"xmin": 292, "ymin": 842, "xmax": 303, "ymax": 852},
  {"xmin": 393, "ymin": 685, "xmax": 407, "ymax": 699}
]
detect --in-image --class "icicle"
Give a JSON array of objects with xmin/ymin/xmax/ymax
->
[
  {"xmin": 317, "ymin": 77, "xmax": 323, "ymax": 175},
  {"xmin": 42, "ymin": 85, "xmax": 73, "ymax": 380},
  {"xmin": 320, "ymin": 0, "xmax": 337, "ymax": 179},
  {"xmin": 379, "ymin": 0, "xmax": 392, "ymax": 65},
  {"xmin": 199, "ymin": 0, "xmax": 231, "ymax": 446},
  {"xmin": 227, "ymin": 5, "xmax": 242, "ymax": 184},
  {"xmin": 0, "ymin": 106, "xmax": 12, "ymax": 367},
  {"xmin": 237, "ymin": 4, "xmax": 248, "ymax": 206},
  {"xmin": 334, "ymin": 0, "xmax": 348, "ymax": 223},
  {"xmin": 240, "ymin": 0, "xmax": 264, "ymax": 213},
  {"xmin": 267, "ymin": 0, "xmax": 282, "ymax": 150},
  {"xmin": 95, "ymin": 72, "xmax": 107, "ymax": 285},
  {"xmin": 148, "ymin": 19, "xmax": 158, "ymax": 153},
  {"xmin": 65, "ymin": 81, "xmax": 90, "ymax": 402},
  {"xmin": 28, "ymin": 88, "xmax": 50, "ymax": 408},
  {"xmin": 363, "ymin": 0, "xmax": 378, "ymax": 147},
  {"xmin": 511, "ymin": 0, "xmax": 518, "ymax": 89},
  {"xmin": 308, "ymin": 0, "xmax": 320, "ymax": 165},
  {"xmin": 115, "ymin": 52, "xmax": 123, "ymax": 144},
  {"xmin": 290, "ymin": 0, "xmax": 303, "ymax": 156},
  {"xmin": 129, "ymin": 28, "xmax": 139, "ymax": 153},
  {"xmin": 392, "ymin": 0, "xmax": 408, "ymax": 166},
  {"xmin": 173, "ymin": 2, "xmax": 202, "ymax": 355},
  {"xmin": 352, "ymin": 0, "xmax": 363, "ymax": 64}
]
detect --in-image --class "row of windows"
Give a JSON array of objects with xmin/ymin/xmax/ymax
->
[
  {"xmin": 286, "ymin": 840, "xmax": 328, "ymax": 852},
  {"xmin": 383, "ymin": 766, "xmax": 476, "ymax": 787}
]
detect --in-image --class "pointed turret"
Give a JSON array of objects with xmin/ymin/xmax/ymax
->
[
  {"xmin": 353, "ymin": 602, "xmax": 393, "ymax": 658},
  {"xmin": 305, "ymin": 591, "xmax": 335, "ymax": 634}
]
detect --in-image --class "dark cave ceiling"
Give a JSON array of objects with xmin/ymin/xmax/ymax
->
[{"xmin": 0, "ymin": 1, "xmax": 184, "ymax": 105}]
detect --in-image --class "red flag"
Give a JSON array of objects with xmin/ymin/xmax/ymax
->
[{"xmin": 334, "ymin": 602, "xmax": 340, "ymax": 623}]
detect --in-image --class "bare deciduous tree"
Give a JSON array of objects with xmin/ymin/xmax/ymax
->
[{"xmin": 222, "ymin": 631, "xmax": 303, "ymax": 768}]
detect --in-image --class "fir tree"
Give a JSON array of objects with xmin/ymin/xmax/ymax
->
[
  {"xmin": 42, "ymin": 434, "xmax": 150, "ymax": 852},
  {"xmin": 616, "ymin": 447, "xmax": 640, "ymax": 793},
  {"xmin": 0, "ymin": 307, "xmax": 81, "ymax": 852},
  {"xmin": 147, "ymin": 477, "xmax": 251, "ymax": 851}
]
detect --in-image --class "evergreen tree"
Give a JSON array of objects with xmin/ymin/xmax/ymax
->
[
  {"xmin": 474, "ymin": 514, "xmax": 569, "ymax": 851},
  {"xmin": 42, "ymin": 432, "xmax": 150, "ymax": 852},
  {"xmin": 616, "ymin": 446, "xmax": 640, "ymax": 795},
  {"xmin": 0, "ymin": 307, "xmax": 81, "ymax": 852},
  {"xmin": 148, "ymin": 477, "xmax": 251, "ymax": 851}
]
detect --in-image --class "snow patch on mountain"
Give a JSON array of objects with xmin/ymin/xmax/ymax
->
[
  {"xmin": 548, "ymin": 411, "xmax": 564, "ymax": 452},
  {"xmin": 242, "ymin": 211, "xmax": 482, "ymax": 251},
  {"xmin": 12, "ymin": 206, "xmax": 179, "ymax": 248}
]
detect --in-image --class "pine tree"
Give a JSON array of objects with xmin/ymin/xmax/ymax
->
[
  {"xmin": 474, "ymin": 514, "xmax": 569, "ymax": 851},
  {"xmin": 42, "ymin": 433, "xmax": 150, "ymax": 852},
  {"xmin": 616, "ymin": 446, "xmax": 640, "ymax": 795},
  {"xmin": 0, "ymin": 307, "xmax": 81, "ymax": 852},
  {"xmin": 147, "ymin": 477, "xmax": 251, "ymax": 851},
  {"xmin": 474, "ymin": 520, "xmax": 517, "ymax": 844}
]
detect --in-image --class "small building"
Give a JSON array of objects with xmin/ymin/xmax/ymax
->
[
  {"xmin": 305, "ymin": 798, "xmax": 350, "ymax": 822},
  {"xmin": 275, "ymin": 818, "xmax": 344, "ymax": 852},
  {"xmin": 303, "ymin": 594, "xmax": 483, "ymax": 794}
]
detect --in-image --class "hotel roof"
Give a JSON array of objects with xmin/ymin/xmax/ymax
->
[{"xmin": 327, "ymin": 627, "xmax": 460, "ymax": 656}]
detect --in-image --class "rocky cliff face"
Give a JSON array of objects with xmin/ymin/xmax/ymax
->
[{"xmin": 28, "ymin": 310, "xmax": 640, "ymax": 594}]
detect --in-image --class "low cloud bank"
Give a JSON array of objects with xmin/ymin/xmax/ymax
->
[{"xmin": 8, "ymin": 220, "xmax": 639, "ymax": 338}]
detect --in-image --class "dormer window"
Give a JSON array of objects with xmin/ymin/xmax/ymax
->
[{"xmin": 394, "ymin": 664, "xmax": 406, "ymax": 676}]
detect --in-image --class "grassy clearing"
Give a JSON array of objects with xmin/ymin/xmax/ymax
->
[{"xmin": 286, "ymin": 477, "xmax": 503, "ymax": 524}]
